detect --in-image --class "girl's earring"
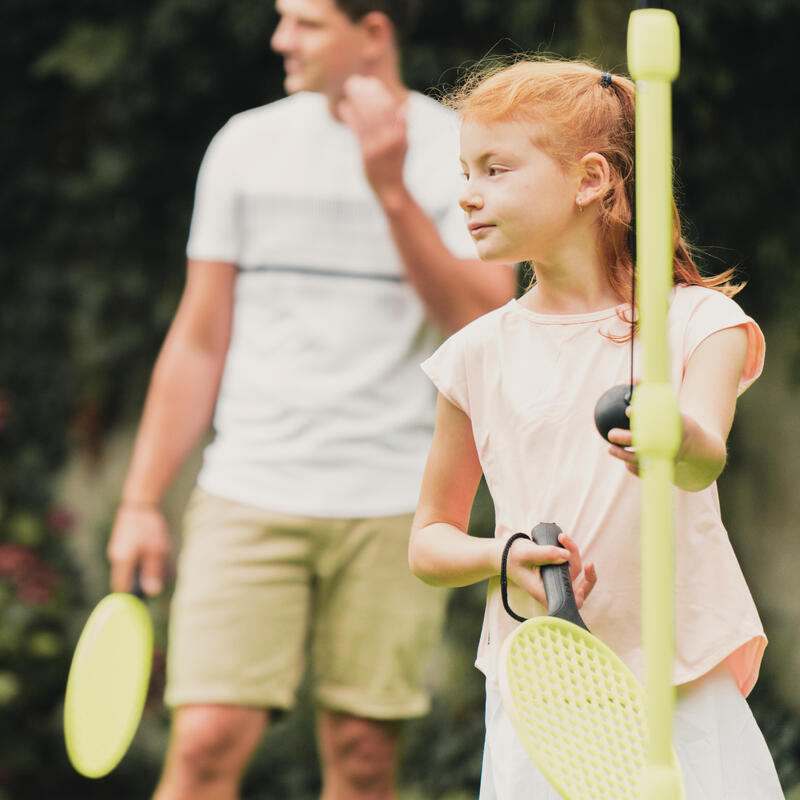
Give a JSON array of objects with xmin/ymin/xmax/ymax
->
[{"xmin": 576, "ymin": 198, "xmax": 583, "ymax": 212}]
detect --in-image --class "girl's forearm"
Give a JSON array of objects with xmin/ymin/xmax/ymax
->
[
  {"xmin": 673, "ymin": 414, "xmax": 727, "ymax": 492},
  {"xmin": 408, "ymin": 521, "xmax": 501, "ymax": 587}
]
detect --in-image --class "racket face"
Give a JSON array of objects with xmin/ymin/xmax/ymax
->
[
  {"xmin": 64, "ymin": 593, "xmax": 153, "ymax": 778},
  {"xmin": 499, "ymin": 617, "xmax": 648, "ymax": 800}
]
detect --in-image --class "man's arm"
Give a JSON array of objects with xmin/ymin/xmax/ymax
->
[
  {"xmin": 378, "ymin": 189, "xmax": 516, "ymax": 334},
  {"xmin": 338, "ymin": 76, "xmax": 516, "ymax": 334},
  {"xmin": 107, "ymin": 259, "xmax": 236, "ymax": 593}
]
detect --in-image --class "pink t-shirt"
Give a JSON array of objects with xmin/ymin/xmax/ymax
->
[{"xmin": 421, "ymin": 285, "xmax": 766, "ymax": 696}]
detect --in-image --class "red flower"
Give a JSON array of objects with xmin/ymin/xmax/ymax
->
[
  {"xmin": 0, "ymin": 544, "xmax": 58, "ymax": 605},
  {"xmin": 46, "ymin": 506, "xmax": 77, "ymax": 535}
]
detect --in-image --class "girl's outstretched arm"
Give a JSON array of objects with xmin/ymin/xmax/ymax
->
[{"xmin": 608, "ymin": 325, "xmax": 749, "ymax": 491}]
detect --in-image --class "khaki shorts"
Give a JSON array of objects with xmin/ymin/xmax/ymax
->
[{"xmin": 165, "ymin": 488, "xmax": 448, "ymax": 720}]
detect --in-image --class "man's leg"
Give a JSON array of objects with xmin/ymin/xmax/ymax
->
[
  {"xmin": 161, "ymin": 491, "xmax": 313, "ymax": 799},
  {"xmin": 317, "ymin": 710, "xmax": 401, "ymax": 800},
  {"xmin": 153, "ymin": 704, "xmax": 268, "ymax": 800},
  {"xmin": 311, "ymin": 512, "xmax": 450, "ymax": 800}
]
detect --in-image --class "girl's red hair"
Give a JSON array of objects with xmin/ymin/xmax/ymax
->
[{"xmin": 446, "ymin": 58, "xmax": 741, "ymax": 304}]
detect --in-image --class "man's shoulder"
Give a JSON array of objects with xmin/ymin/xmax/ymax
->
[
  {"xmin": 205, "ymin": 93, "xmax": 327, "ymax": 159},
  {"xmin": 226, "ymin": 92, "xmax": 325, "ymax": 132},
  {"xmin": 409, "ymin": 90, "xmax": 459, "ymax": 129},
  {"xmin": 406, "ymin": 91, "xmax": 462, "ymax": 173}
]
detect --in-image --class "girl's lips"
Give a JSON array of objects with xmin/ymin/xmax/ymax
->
[{"xmin": 469, "ymin": 223, "xmax": 495, "ymax": 236}]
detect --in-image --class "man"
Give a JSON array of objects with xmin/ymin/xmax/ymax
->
[{"xmin": 107, "ymin": 1, "xmax": 516, "ymax": 798}]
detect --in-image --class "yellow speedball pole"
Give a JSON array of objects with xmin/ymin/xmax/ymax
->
[{"xmin": 627, "ymin": 8, "xmax": 684, "ymax": 800}]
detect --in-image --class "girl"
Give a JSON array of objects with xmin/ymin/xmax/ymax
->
[{"xmin": 408, "ymin": 59, "xmax": 783, "ymax": 799}]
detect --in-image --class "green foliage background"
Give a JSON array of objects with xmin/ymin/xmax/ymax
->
[{"xmin": 2, "ymin": 1, "xmax": 799, "ymax": 798}]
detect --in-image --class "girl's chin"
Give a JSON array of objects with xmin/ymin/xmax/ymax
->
[{"xmin": 475, "ymin": 244, "xmax": 517, "ymax": 265}]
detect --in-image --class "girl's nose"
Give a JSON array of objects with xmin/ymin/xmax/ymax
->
[{"xmin": 459, "ymin": 186, "xmax": 483, "ymax": 211}]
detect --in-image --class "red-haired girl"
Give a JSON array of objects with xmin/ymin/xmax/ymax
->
[{"xmin": 408, "ymin": 59, "xmax": 782, "ymax": 799}]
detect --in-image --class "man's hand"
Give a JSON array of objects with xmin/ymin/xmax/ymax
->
[
  {"xmin": 337, "ymin": 75, "xmax": 408, "ymax": 200},
  {"xmin": 107, "ymin": 505, "xmax": 171, "ymax": 596}
]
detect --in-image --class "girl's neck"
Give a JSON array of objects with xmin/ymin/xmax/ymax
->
[{"xmin": 519, "ymin": 256, "xmax": 620, "ymax": 316}]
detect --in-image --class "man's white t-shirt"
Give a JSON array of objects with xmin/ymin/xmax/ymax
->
[{"xmin": 187, "ymin": 90, "xmax": 477, "ymax": 517}]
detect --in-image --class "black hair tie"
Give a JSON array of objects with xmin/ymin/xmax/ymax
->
[
  {"xmin": 500, "ymin": 532, "xmax": 532, "ymax": 622},
  {"xmin": 600, "ymin": 72, "xmax": 613, "ymax": 88}
]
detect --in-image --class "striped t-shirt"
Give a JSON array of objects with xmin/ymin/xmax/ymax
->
[{"xmin": 187, "ymin": 90, "xmax": 477, "ymax": 517}]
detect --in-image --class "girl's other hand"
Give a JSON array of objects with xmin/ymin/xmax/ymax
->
[
  {"xmin": 607, "ymin": 423, "xmax": 639, "ymax": 476},
  {"xmin": 607, "ymin": 325, "xmax": 748, "ymax": 490},
  {"xmin": 505, "ymin": 531, "xmax": 597, "ymax": 609},
  {"xmin": 607, "ymin": 402, "xmax": 639, "ymax": 475},
  {"xmin": 608, "ymin": 411, "xmax": 716, "ymax": 487}
]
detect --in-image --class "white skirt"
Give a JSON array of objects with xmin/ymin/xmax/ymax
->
[{"xmin": 480, "ymin": 662, "xmax": 784, "ymax": 800}]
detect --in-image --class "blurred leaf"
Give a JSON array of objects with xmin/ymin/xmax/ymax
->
[
  {"xmin": 6, "ymin": 513, "xmax": 45, "ymax": 548},
  {"xmin": 32, "ymin": 22, "xmax": 131, "ymax": 88},
  {"xmin": 26, "ymin": 630, "xmax": 63, "ymax": 659},
  {"xmin": 0, "ymin": 672, "xmax": 22, "ymax": 706}
]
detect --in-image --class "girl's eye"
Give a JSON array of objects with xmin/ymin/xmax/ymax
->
[
  {"xmin": 487, "ymin": 166, "xmax": 503, "ymax": 177},
  {"xmin": 461, "ymin": 172, "xmax": 470, "ymax": 181}
]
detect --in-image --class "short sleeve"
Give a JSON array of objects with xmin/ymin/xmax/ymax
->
[
  {"xmin": 420, "ymin": 330, "xmax": 472, "ymax": 416},
  {"xmin": 186, "ymin": 121, "xmax": 240, "ymax": 263},
  {"xmin": 682, "ymin": 289, "xmax": 765, "ymax": 396}
]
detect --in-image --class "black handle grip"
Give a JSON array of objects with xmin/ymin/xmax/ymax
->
[
  {"xmin": 130, "ymin": 570, "xmax": 145, "ymax": 600},
  {"xmin": 531, "ymin": 522, "xmax": 590, "ymax": 632}
]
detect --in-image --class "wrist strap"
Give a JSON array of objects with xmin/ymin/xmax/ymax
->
[{"xmin": 501, "ymin": 532, "xmax": 532, "ymax": 622}]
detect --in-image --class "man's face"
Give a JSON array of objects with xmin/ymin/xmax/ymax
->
[{"xmin": 271, "ymin": 0, "xmax": 368, "ymax": 97}]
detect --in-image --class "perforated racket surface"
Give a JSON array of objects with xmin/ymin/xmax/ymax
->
[
  {"xmin": 498, "ymin": 523, "xmax": 674, "ymax": 800},
  {"xmin": 499, "ymin": 614, "xmax": 648, "ymax": 799}
]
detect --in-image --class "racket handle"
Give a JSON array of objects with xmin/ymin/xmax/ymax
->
[
  {"xmin": 130, "ymin": 571, "xmax": 144, "ymax": 599},
  {"xmin": 532, "ymin": 522, "xmax": 590, "ymax": 632}
]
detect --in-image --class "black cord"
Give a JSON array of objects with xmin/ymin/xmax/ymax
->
[{"xmin": 501, "ymin": 532, "xmax": 532, "ymax": 622}]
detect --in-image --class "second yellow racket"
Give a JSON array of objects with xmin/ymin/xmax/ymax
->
[{"xmin": 63, "ymin": 578, "xmax": 153, "ymax": 779}]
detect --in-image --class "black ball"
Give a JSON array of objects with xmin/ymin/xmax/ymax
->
[{"xmin": 594, "ymin": 384, "xmax": 631, "ymax": 442}]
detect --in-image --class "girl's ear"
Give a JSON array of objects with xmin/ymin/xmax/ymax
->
[{"xmin": 575, "ymin": 152, "xmax": 611, "ymax": 208}]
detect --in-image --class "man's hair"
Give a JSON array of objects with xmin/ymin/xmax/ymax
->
[{"xmin": 334, "ymin": 0, "xmax": 420, "ymax": 40}]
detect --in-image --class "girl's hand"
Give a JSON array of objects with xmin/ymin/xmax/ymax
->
[
  {"xmin": 607, "ymin": 411, "xmax": 639, "ymax": 476},
  {"xmin": 607, "ymin": 326, "xmax": 749, "ymax": 490},
  {"xmin": 504, "ymin": 532, "xmax": 597, "ymax": 609},
  {"xmin": 607, "ymin": 410, "xmax": 717, "ymax": 486}
]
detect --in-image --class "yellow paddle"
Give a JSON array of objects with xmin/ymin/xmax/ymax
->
[
  {"xmin": 63, "ymin": 575, "xmax": 153, "ymax": 778},
  {"xmin": 498, "ymin": 523, "xmax": 683, "ymax": 800}
]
